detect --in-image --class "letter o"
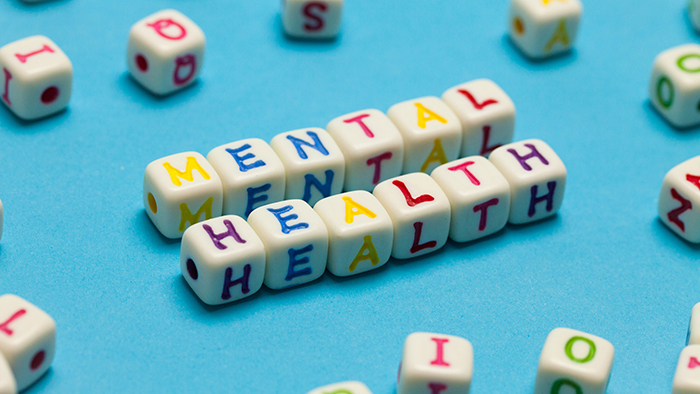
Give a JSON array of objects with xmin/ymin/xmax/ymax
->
[
  {"xmin": 678, "ymin": 54, "xmax": 700, "ymax": 73},
  {"xmin": 550, "ymin": 379, "xmax": 583, "ymax": 394},
  {"xmin": 657, "ymin": 76, "xmax": 674, "ymax": 109},
  {"xmin": 565, "ymin": 336, "xmax": 596, "ymax": 363}
]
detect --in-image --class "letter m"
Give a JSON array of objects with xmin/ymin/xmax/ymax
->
[
  {"xmin": 179, "ymin": 197, "xmax": 214, "ymax": 232},
  {"xmin": 163, "ymin": 156, "xmax": 211, "ymax": 186}
]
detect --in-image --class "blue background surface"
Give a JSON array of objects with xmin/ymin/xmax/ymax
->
[{"xmin": 0, "ymin": 0, "xmax": 697, "ymax": 392}]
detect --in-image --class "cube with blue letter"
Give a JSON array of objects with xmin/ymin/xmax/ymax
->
[
  {"xmin": 248, "ymin": 200, "xmax": 329, "ymax": 290},
  {"xmin": 207, "ymin": 138, "xmax": 286, "ymax": 218},
  {"xmin": 180, "ymin": 215, "xmax": 266, "ymax": 305},
  {"xmin": 271, "ymin": 128, "xmax": 345, "ymax": 206}
]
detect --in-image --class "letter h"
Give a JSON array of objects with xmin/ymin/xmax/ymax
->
[
  {"xmin": 202, "ymin": 220, "xmax": 246, "ymax": 250},
  {"xmin": 507, "ymin": 143, "xmax": 549, "ymax": 171},
  {"xmin": 528, "ymin": 182, "xmax": 557, "ymax": 217}
]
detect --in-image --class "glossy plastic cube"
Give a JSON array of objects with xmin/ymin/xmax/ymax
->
[
  {"xmin": 143, "ymin": 152, "xmax": 223, "ymax": 239},
  {"xmin": 373, "ymin": 173, "xmax": 450, "ymax": 259},
  {"xmin": 326, "ymin": 109, "xmax": 404, "ymax": 192},
  {"xmin": 659, "ymin": 156, "xmax": 700, "ymax": 243},
  {"xmin": 673, "ymin": 345, "xmax": 700, "ymax": 394},
  {"xmin": 0, "ymin": 35, "xmax": 72, "ymax": 120},
  {"xmin": 489, "ymin": 139, "xmax": 566, "ymax": 224},
  {"xmin": 442, "ymin": 79, "xmax": 516, "ymax": 157},
  {"xmin": 387, "ymin": 96, "xmax": 462, "ymax": 174},
  {"xmin": 127, "ymin": 9, "xmax": 205, "ymax": 95},
  {"xmin": 271, "ymin": 128, "xmax": 345, "ymax": 206},
  {"xmin": 248, "ymin": 200, "xmax": 329, "ymax": 290},
  {"xmin": 283, "ymin": 0, "xmax": 344, "ymax": 39},
  {"xmin": 207, "ymin": 138, "xmax": 286, "ymax": 218},
  {"xmin": 431, "ymin": 157, "xmax": 510, "ymax": 243},
  {"xmin": 533, "ymin": 328, "xmax": 614, "ymax": 394},
  {"xmin": 180, "ymin": 215, "xmax": 266, "ymax": 305},
  {"xmin": 397, "ymin": 332, "xmax": 473, "ymax": 394},
  {"xmin": 508, "ymin": 0, "xmax": 582, "ymax": 59},
  {"xmin": 650, "ymin": 44, "xmax": 700, "ymax": 128},
  {"xmin": 0, "ymin": 295, "xmax": 55, "ymax": 391},
  {"xmin": 314, "ymin": 191, "xmax": 393, "ymax": 276}
]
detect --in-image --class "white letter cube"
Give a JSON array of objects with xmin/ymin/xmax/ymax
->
[
  {"xmin": 0, "ymin": 353, "xmax": 15, "ymax": 394},
  {"xmin": 673, "ymin": 345, "xmax": 700, "ymax": 394},
  {"xmin": 283, "ymin": 0, "xmax": 343, "ymax": 39},
  {"xmin": 307, "ymin": 381, "xmax": 372, "ymax": 394},
  {"xmin": 207, "ymin": 138, "xmax": 286, "ymax": 218},
  {"xmin": 387, "ymin": 96, "xmax": 462, "ymax": 174},
  {"xmin": 442, "ymin": 79, "xmax": 516, "ymax": 157},
  {"xmin": 180, "ymin": 216, "xmax": 266, "ymax": 305},
  {"xmin": 659, "ymin": 156, "xmax": 700, "ymax": 243},
  {"xmin": 314, "ymin": 191, "xmax": 394, "ymax": 276},
  {"xmin": 489, "ymin": 139, "xmax": 566, "ymax": 224},
  {"xmin": 373, "ymin": 173, "xmax": 451, "ymax": 259},
  {"xmin": 248, "ymin": 200, "xmax": 329, "ymax": 290},
  {"xmin": 0, "ymin": 295, "xmax": 55, "ymax": 391},
  {"xmin": 689, "ymin": 303, "xmax": 700, "ymax": 345},
  {"xmin": 533, "ymin": 327, "xmax": 614, "ymax": 394},
  {"xmin": 127, "ymin": 9, "xmax": 205, "ymax": 95},
  {"xmin": 431, "ymin": 157, "xmax": 511, "ymax": 243},
  {"xmin": 271, "ymin": 128, "xmax": 345, "ymax": 206},
  {"xmin": 397, "ymin": 332, "xmax": 473, "ymax": 394},
  {"xmin": 326, "ymin": 109, "xmax": 405, "ymax": 192},
  {"xmin": 508, "ymin": 0, "xmax": 582, "ymax": 59},
  {"xmin": 0, "ymin": 35, "xmax": 72, "ymax": 120},
  {"xmin": 650, "ymin": 44, "xmax": 700, "ymax": 128},
  {"xmin": 143, "ymin": 152, "xmax": 223, "ymax": 239}
]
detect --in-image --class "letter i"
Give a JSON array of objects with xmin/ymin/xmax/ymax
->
[{"xmin": 430, "ymin": 338, "xmax": 450, "ymax": 366}]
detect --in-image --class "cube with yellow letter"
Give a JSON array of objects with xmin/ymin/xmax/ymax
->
[
  {"xmin": 143, "ymin": 152, "xmax": 223, "ymax": 239},
  {"xmin": 508, "ymin": 0, "xmax": 582, "ymax": 59},
  {"xmin": 313, "ymin": 191, "xmax": 393, "ymax": 277}
]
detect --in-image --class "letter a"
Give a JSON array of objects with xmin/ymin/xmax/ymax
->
[
  {"xmin": 420, "ymin": 138, "xmax": 449, "ymax": 172},
  {"xmin": 348, "ymin": 235, "xmax": 379, "ymax": 272},
  {"xmin": 545, "ymin": 20, "xmax": 570, "ymax": 53},
  {"xmin": 343, "ymin": 196, "xmax": 377, "ymax": 224},
  {"xmin": 163, "ymin": 156, "xmax": 210, "ymax": 187},
  {"xmin": 415, "ymin": 103, "xmax": 447, "ymax": 129}
]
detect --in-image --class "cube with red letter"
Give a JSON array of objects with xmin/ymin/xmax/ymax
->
[
  {"xmin": 673, "ymin": 345, "xmax": 700, "ymax": 394},
  {"xmin": 658, "ymin": 155, "xmax": 700, "ymax": 243},
  {"xmin": 442, "ymin": 79, "xmax": 516, "ymax": 157},
  {"xmin": 282, "ymin": 0, "xmax": 344, "ymax": 39},
  {"xmin": 0, "ymin": 295, "xmax": 56, "ymax": 392},
  {"xmin": 0, "ymin": 35, "xmax": 72, "ymax": 120},
  {"xmin": 127, "ymin": 9, "xmax": 205, "ymax": 95},
  {"xmin": 397, "ymin": 332, "xmax": 474, "ymax": 394}
]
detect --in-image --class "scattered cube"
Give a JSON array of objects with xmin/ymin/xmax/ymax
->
[
  {"xmin": 689, "ymin": 303, "xmax": 700, "ymax": 345},
  {"xmin": 441, "ymin": 79, "xmax": 516, "ymax": 157},
  {"xmin": 0, "ymin": 352, "xmax": 15, "ymax": 394},
  {"xmin": 0, "ymin": 35, "xmax": 72, "ymax": 120},
  {"xmin": 180, "ymin": 215, "xmax": 266, "ymax": 305},
  {"xmin": 326, "ymin": 109, "xmax": 405, "ymax": 192},
  {"xmin": 207, "ymin": 138, "xmax": 286, "ymax": 218},
  {"xmin": 690, "ymin": 0, "xmax": 700, "ymax": 34},
  {"xmin": 282, "ymin": 0, "xmax": 344, "ymax": 39},
  {"xmin": 533, "ymin": 328, "xmax": 614, "ymax": 394},
  {"xmin": 489, "ymin": 139, "xmax": 566, "ymax": 224},
  {"xmin": 673, "ymin": 345, "xmax": 700, "ymax": 394},
  {"xmin": 397, "ymin": 332, "xmax": 473, "ymax": 394},
  {"xmin": 373, "ymin": 173, "xmax": 451, "ymax": 259},
  {"xmin": 0, "ymin": 295, "xmax": 55, "ymax": 391},
  {"xmin": 387, "ymin": 96, "xmax": 462, "ymax": 174},
  {"xmin": 248, "ymin": 200, "xmax": 329, "ymax": 290},
  {"xmin": 127, "ymin": 9, "xmax": 205, "ymax": 95},
  {"xmin": 143, "ymin": 152, "xmax": 223, "ymax": 239},
  {"xmin": 314, "ymin": 191, "xmax": 393, "ymax": 276},
  {"xmin": 650, "ymin": 44, "xmax": 700, "ymax": 128},
  {"xmin": 431, "ymin": 157, "xmax": 511, "ymax": 243},
  {"xmin": 306, "ymin": 381, "xmax": 373, "ymax": 394},
  {"xmin": 508, "ymin": 0, "xmax": 582, "ymax": 59},
  {"xmin": 659, "ymin": 156, "xmax": 700, "ymax": 243},
  {"xmin": 271, "ymin": 128, "xmax": 345, "ymax": 206}
]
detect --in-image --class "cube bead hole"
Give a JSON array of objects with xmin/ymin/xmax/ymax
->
[
  {"xmin": 30, "ymin": 350, "xmax": 45, "ymax": 371},
  {"xmin": 514, "ymin": 18, "xmax": 525, "ymax": 35},
  {"xmin": 186, "ymin": 259, "xmax": 198, "ymax": 280},
  {"xmin": 135, "ymin": 54, "xmax": 148, "ymax": 72},
  {"xmin": 40, "ymin": 87, "xmax": 59, "ymax": 105},
  {"xmin": 147, "ymin": 193, "xmax": 157, "ymax": 214}
]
